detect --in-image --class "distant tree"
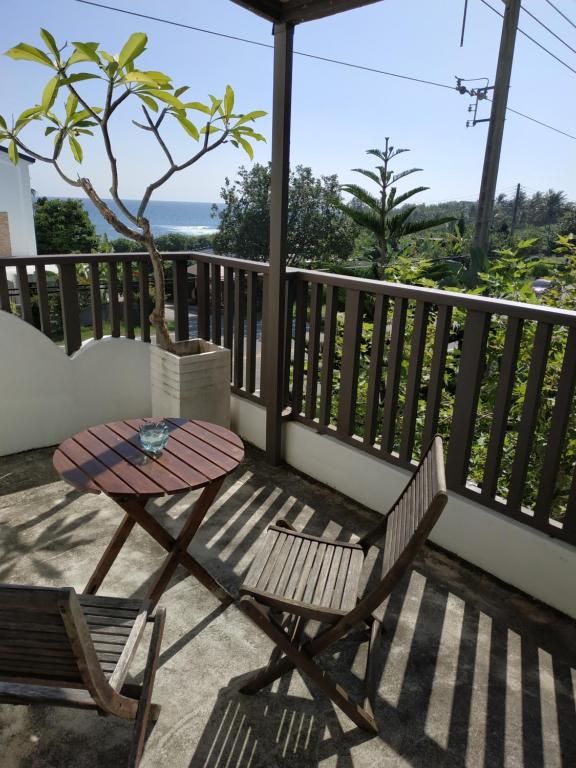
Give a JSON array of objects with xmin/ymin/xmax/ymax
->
[
  {"xmin": 213, "ymin": 163, "xmax": 356, "ymax": 265},
  {"xmin": 336, "ymin": 139, "xmax": 455, "ymax": 276},
  {"xmin": 34, "ymin": 196, "xmax": 99, "ymax": 254}
]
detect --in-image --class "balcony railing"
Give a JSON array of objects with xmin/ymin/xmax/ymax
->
[{"xmin": 2, "ymin": 251, "xmax": 576, "ymax": 547}]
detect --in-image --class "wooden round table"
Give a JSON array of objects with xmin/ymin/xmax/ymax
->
[{"xmin": 53, "ymin": 417, "xmax": 244, "ymax": 607}]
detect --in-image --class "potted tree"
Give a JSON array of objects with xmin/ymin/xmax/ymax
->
[{"xmin": 0, "ymin": 29, "xmax": 265, "ymax": 425}]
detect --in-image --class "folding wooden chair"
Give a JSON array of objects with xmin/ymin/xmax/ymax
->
[
  {"xmin": 238, "ymin": 435, "xmax": 447, "ymax": 732},
  {"xmin": 0, "ymin": 585, "xmax": 165, "ymax": 767}
]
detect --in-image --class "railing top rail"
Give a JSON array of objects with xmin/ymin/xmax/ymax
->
[
  {"xmin": 3, "ymin": 251, "xmax": 575, "ymax": 327},
  {"xmin": 292, "ymin": 267, "xmax": 576, "ymax": 328},
  {"xmin": 0, "ymin": 253, "xmax": 149, "ymax": 266},
  {"xmin": 0, "ymin": 251, "xmax": 269, "ymax": 273}
]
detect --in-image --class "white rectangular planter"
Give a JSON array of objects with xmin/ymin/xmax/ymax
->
[{"xmin": 151, "ymin": 339, "xmax": 231, "ymax": 427}]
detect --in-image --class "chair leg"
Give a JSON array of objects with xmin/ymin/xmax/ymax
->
[
  {"xmin": 239, "ymin": 597, "xmax": 378, "ymax": 733},
  {"xmin": 128, "ymin": 608, "xmax": 166, "ymax": 768},
  {"xmin": 363, "ymin": 617, "xmax": 383, "ymax": 719}
]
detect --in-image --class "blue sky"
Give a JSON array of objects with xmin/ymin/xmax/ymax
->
[{"xmin": 0, "ymin": 0, "xmax": 574, "ymax": 205}]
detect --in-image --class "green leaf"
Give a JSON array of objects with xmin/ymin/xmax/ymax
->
[
  {"xmin": 123, "ymin": 71, "xmax": 164, "ymax": 87},
  {"xmin": 0, "ymin": 115, "xmax": 6, "ymax": 130},
  {"xmin": 68, "ymin": 134, "xmax": 83, "ymax": 162},
  {"xmin": 41, "ymin": 76, "xmax": 60, "ymax": 113},
  {"xmin": 18, "ymin": 106, "xmax": 42, "ymax": 122},
  {"xmin": 234, "ymin": 110, "xmax": 267, "ymax": 126},
  {"xmin": 144, "ymin": 89, "xmax": 185, "ymax": 109},
  {"xmin": 142, "ymin": 70, "xmax": 171, "ymax": 85},
  {"xmin": 4, "ymin": 43, "xmax": 54, "ymax": 67},
  {"xmin": 40, "ymin": 29, "xmax": 59, "ymax": 59},
  {"xmin": 8, "ymin": 140, "xmax": 18, "ymax": 164},
  {"xmin": 69, "ymin": 42, "xmax": 100, "ymax": 65},
  {"xmin": 209, "ymin": 95, "xmax": 223, "ymax": 117},
  {"xmin": 66, "ymin": 93, "xmax": 78, "ymax": 120},
  {"xmin": 174, "ymin": 85, "xmax": 189, "ymax": 98},
  {"xmin": 236, "ymin": 135, "xmax": 253, "ymax": 160},
  {"xmin": 223, "ymin": 85, "xmax": 234, "ymax": 115},
  {"xmin": 186, "ymin": 101, "xmax": 211, "ymax": 115},
  {"xmin": 175, "ymin": 114, "xmax": 199, "ymax": 140},
  {"xmin": 137, "ymin": 93, "xmax": 159, "ymax": 112},
  {"xmin": 61, "ymin": 73, "xmax": 100, "ymax": 84},
  {"xmin": 45, "ymin": 126, "xmax": 58, "ymax": 135},
  {"xmin": 118, "ymin": 32, "xmax": 147, "ymax": 69}
]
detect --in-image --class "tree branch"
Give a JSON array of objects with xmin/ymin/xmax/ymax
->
[
  {"xmin": 62, "ymin": 77, "xmax": 102, "ymax": 124},
  {"xmin": 137, "ymin": 127, "xmax": 228, "ymax": 219},
  {"xmin": 99, "ymin": 78, "xmax": 139, "ymax": 227},
  {"xmin": 79, "ymin": 178, "xmax": 146, "ymax": 242},
  {"xmin": 141, "ymin": 105, "xmax": 174, "ymax": 165},
  {"xmin": 13, "ymin": 136, "xmax": 82, "ymax": 188}
]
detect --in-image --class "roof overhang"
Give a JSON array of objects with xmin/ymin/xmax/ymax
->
[
  {"xmin": 0, "ymin": 146, "xmax": 35, "ymax": 164},
  {"xmin": 231, "ymin": 0, "xmax": 382, "ymax": 24}
]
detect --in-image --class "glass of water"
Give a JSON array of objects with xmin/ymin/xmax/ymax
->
[{"xmin": 138, "ymin": 420, "xmax": 169, "ymax": 456}]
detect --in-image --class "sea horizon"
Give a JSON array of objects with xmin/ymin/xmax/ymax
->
[{"xmin": 47, "ymin": 196, "xmax": 222, "ymax": 239}]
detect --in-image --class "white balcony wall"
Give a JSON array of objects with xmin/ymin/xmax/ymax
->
[
  {"xmin": 0, "ymin": 148, "xmax": 37, "ymax": 257},
  {"xmin": 0, "ymin": 312, "xmax": 150, "ymax": 455}
]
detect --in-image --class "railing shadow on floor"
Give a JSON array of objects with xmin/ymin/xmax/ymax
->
[{"xmin": 184, "ymin": 566, "xmax": 576, "ymax": 768}]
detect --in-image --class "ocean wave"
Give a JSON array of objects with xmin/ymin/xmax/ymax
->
[{"xmin": 153, "ymin": 225, "xmax": 219, "ymax": 235}]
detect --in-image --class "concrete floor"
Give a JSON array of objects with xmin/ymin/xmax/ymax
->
[{"xmin": 0, "ymin": 445, "xmax": 575, "ymax": 768}]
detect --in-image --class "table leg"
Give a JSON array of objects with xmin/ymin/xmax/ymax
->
[
  {"xmin": 146, "ymin": 479, "xmax": 230, "ymax": 606},
  {"xmin": 83, "ymin": 512, "xmax": 136, "ymax": 595}
]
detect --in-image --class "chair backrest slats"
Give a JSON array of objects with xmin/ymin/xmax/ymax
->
[
  {"xmin": 347, "ymin": 436, "xmax": 447, "ymax": 627},
  {"xmin": 0, "ymin": 586, "xmax": 84, "ymax": 687},
  {"xmin": 0, "ymin": 585, "xmax": 102, "ymax": 691}
]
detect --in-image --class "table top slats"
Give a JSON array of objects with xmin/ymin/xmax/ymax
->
[
  {"xmin": 71, "ymin": 429, "xmax": 163, "ymax": 496},
  {"xmin": 164, "ymin": 419, "xmax": 239, "ymax": 472},
  {"xmin": 169, "ymin": 419, "xmax": 245, "ymax": 461},
  {"xmin": 87, "ymin": 424, "xmax": 189, "ymax": 494},
  {"xmin": 109, "ymin": 421, "xmax": 210, "ymax": 489},
  {"xmin": 52, "ymin": 450, "xmax": 100, "ymax": 494},
  {"xmin": 54, "ymin": 418, "xmax": 244, "ymax": 498},
  {"xmin": 57, "ymin": 438, "xmax": 134, "ymax": 496}
]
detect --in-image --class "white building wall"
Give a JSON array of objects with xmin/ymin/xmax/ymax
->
[{"xmin": 0, "ymin": 149, "xmax": 37, "ymax": 256}]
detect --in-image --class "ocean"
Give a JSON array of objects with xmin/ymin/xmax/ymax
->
[{"xmin": 75, "ymin": 198, "xmax": 222, "ymax": 240}]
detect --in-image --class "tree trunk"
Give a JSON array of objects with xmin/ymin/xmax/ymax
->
[
  {"xmin": 79, "ymin": 179, "xmax": 176, "ymax": 353},
  {"xmin": 142, "ymin": 228, "xmax": 176, "ymax": 353}
]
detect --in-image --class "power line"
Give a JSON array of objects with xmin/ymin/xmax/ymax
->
[
  {"xmin": 504, "ymin": 103, "xmax": 576, "ymax": 140},
  {"xmin": 520, "ymin": 3, "xmax": 576, "ymax": 56},
  {"xmin": 479, "ymin": 0, "xmax": 576, "ymax": 76},
  {"xmin": 74, "ymin": 0, "xmax": 454, "ymax": 90},
  {"xmin": 545, "ymin": 0, "xmax": 576, "ymax": 32},
  {"xmin": 72, "ymin": 0, "xmax": 576, "ymax": 142}
]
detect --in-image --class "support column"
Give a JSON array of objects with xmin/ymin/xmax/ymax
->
[
  {"xmin": 473, "ymin": 0, "xmax": 521, "ymax": 252},
  {"xmin": 265, "ymin": 22, "xmax": 294, "ymax": 464}
]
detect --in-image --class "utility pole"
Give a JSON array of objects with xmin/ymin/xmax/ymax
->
[
  {"xmin": 473, "ymin": 0, "xmax": 521, "ymax": 252},
  {"xmin": 510, "ymin": 182, "xmax": 521, "ymax": 236}
]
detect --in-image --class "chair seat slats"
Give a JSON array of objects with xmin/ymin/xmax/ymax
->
[{"xmin": 241, "ymin": 528, "xmax": 364, "ymax": 622}]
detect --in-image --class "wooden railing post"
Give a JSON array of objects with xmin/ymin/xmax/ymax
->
[{"xmin": 58, "ymin": 263, "xmax": 82, "ymax": 355}]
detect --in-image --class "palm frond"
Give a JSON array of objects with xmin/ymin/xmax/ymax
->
[
  {"xmin": 398, "ymin": 215, "xmax": 457, "ymax": 237},
  {"xmin": 341, "ymin": 183, "xmax": 381, "ymax": 213},
  {"xmin": 389, "ymin": 186, "xmax": 429, "ymax": 209},
  {"xmin": 352, "ymin": 168, "xmax": 380, "ymax": 186},
  {"xmin": 391, "ymin": 168, "xmax": 422, "ymax": 184},
  {"xmin": 335, "ymin": 201, "xmax": 382, "ymax": 235}
]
